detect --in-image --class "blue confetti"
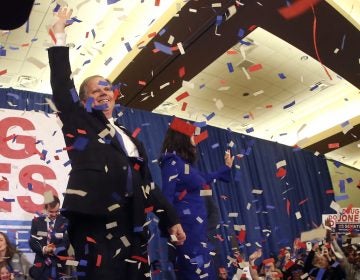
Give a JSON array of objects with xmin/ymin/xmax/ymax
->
[
  {"xmin": 124, "ymin": 42, "xmax": 132, "ymax": 52},
  {"xmin": 72, "ymin": 137, "xmax": 89, "ymax": 151},
  {"xmin": 154, "ymin": 41, "xmax": 172, "ymax": 55},
  {"xmin": 283, "ymin": 100, "xmax": 295, "ymax": 109},
  {"xmin": 158, "ymin": 28, "xmax": 166, "ymax": 36},
  {"xmin": 216, "ymin": 15, "xmax": 222, "ymax": 26},
  {"xmin": 339, "ymin": 180, "xmax": 345, "ymax": 193},
  {"xmin": 334, "ymin": 194, "xmax": 349, "ymax": 201},
  {"xmin": 193, "ymin": 121, "xmax": 207, "ymax": 128},
  {"xmin": 211, "ymin": 143, "xmax": 219, "ymax": 149},
  {"xmin": 227, "ymin": 62, "xmax": 234, "ymax": 73},
  {"xmin": 53, "ymin": 4, "xmax": 60, "ymax": 12},
  {"xmin": 346, "ymin": 177, "xmax": 353, "ymax": 183},
  {"xmin": 0, "ymin": 49, "xmax": 6, "ymax": 56},
  {"xmin": 278, "ymin": 73, "xmax": 286, "ymax": 79},
  {"xmin": 98, "ymin": 80, "xmax": 109, "ymax": 86},
  {"xmin": 246, "ymin": 127, "xmax": 254, "ymax": 133},
  {"xmin": 340, "ymin": 120, "xmax": 349, "ymax": 128},
  {"xmin": 107, "ymin": 0, "xmax": 120, "ymax": 4},
  {"xmin": 85, "ymin": 97, "xmax": 94, "ymax": 112},
  {"xmin": 3, "ymin": 198, "xmax": 15, "ymax": 202},
  {"xmin": 63, "ymin": 160, "xmax": 71, "ymax": 167},
  {"xmin": 238, "ymin": 28, "xmax": 245, "ymax": 38},
  {"xmin": 205, "ymin": 112, "xmax": 215, "ymax": 121},
  {"xmin": 83, "ymin": 59, "xmax": 91, "ymax": 66},
  {"xmin": 70, "ymin": 88, "xmax": 79, "ymax": 103}
]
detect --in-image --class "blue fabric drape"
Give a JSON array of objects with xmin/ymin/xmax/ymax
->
[{"xmin": 0, "ymin": 88, "xmax": 334, "ymax": 279}]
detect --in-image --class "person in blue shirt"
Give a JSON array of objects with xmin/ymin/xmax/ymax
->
[{"xmin": 159, "ymin": 118, "xmax": 234, "ymax": 280}]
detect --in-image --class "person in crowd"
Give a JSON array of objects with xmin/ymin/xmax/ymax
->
[
  {"xmin": 324, "ymin": 218, "xmax": 360, "ymax": 280},
  {"xmin": 48, "ymin": 7, "xmax": 185, "ymax": 280},
  {"xmin": 0, "ymin": 232, "xmax": 25, "ymax": 280},
  {"xmin": 159, "ymin": 118, "xmax": 234, "ymax": 279},
  {"xmin": 218, "ymin": 266, "xmax": 230, "ymax": 280},
  {"xmin": 303, "ymin": 242, "xmax": 345, "ymax": 279},
  {"xmin": 29, "ymin": 195, "xmax": 70, "ymax": 280},
  {"xmin": 0, "ymin": 263, "xmax": 12, "ymax": 280}
]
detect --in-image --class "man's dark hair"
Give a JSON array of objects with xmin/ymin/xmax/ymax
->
[{"xmin": 160, "ymin": 128, "xmax": 197, "ymax": 164}]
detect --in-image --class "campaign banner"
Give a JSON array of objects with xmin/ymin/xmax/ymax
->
[
  {"xmin": 322, "ymin": 208, "xmax": 360, "ymax": 233},
  {"xmin": 0, "ymin": 108, "xmax": 70, "ymax": 252}
]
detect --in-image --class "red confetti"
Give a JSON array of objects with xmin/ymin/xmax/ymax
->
[
  {"xmin": 96, "ymin": 254, "xmax": 102, "ymax": 267},
  {"xmin": 328, "ymin": 143, "xmax": 339, "ymax": 149},
  {"xmin": 237, "ymin": 229, "xmax": 246, "ymax": 243},
  {"xmin": 133, "ymin": 163, "xmax": 140, "ymax": 171},
  {"xmin": 181, "ymin": 102, "xmax": 187, "ymax": 111},
  {"xmin": 276, "ymin": 167, "xmax": 287, "ymax": 178},
  {"xmin": 138, "ymin": 80, "xmax": 146, "ymax": 86},
  {"xmin": 215, "ymin": 234, "xmax": 224, "ymax": 241},
  {"xmin": 298, "ymin": 198, "xmax": 308, "ymax": 205},
  {"xmin": 86, "ymin": 236, "xmax": 96, "ymax": 244},
  {"xmin": 226, "ymin": 50, "xmax": 238, "ymax": 55},
  {"xmin": 286, "ymin": 199, "xmax": 290, "ymax": 216},
  {"xmin": 132, "ymin": 127, "xmax": 141, "ymax": 138},
  {"xmin": 85, "ymin": 31, "xmax": 89, "ymax": 38},
  {"xmin": 344, "ymin": 204, "xmax": 353, "ymax": 213},
  {"xmin": 131, "ymin": 255, "xmax": 148, "ymax": 264},
  {"xmin": 2, "ymin": 134, "xmax": 16, "ymax": 142},
  {"xmin": 147, "ymin": 32, "xmax": 157, "ymax": 38},
  {"xmin": 278, "ymin": 0, "xmax": 321, "ymax": 20},
  {"xmin": 170, "ymin": 117, "xmax": 196, "ymax": 137},
  {"xmin": 144, "ymin": 206, "xmax": 154, "ymax": 214},
  {"xmin": 77, "ymin": 129, "xmax": 87, "ymax": 134},
  {"xmin": 175, "ymin": 91, "xmax": 189, "ymax": 102},
  {"xmin": 194, "ymin": 130, "xmax": 209, "ymax": 145},
  {"xmin": 325, "ymin": 189, "xmax": 334, "ymax": 194},
  {"xmin": 178, "ymin": 66, "xmax": 186, "ymax": 78},
  {"xmin": 265, "ymin": 104, "xmax": 273, "ymax": 108},
  {"xmin": 155, "ymin": 0, "xmax": 160, "ymax": 6},
  {"xmin": 65, "ymin": 133, "xmax": 75, "ymax": 138},
  {"xmin": 248, "ymin": 64, "xmax": 263, "ymax": 72},
  {"xmin": 113, "ymin": 88, "xmax": 120, "ymax": 100},
  {"xmin": 178, "ymin": 189, "xmax": 187, "ymax": 201},
  {"xmin": 0, "ymin": 69, "xmax": 7, "ymax": 76},
  {"xmin": 152, "ymin": 48, "xmax": 160, "ymax": 53}
]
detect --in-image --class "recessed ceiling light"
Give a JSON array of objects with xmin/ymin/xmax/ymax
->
[{"xmin": 243, "ymin": 92, "xmax": 250, "ymax": 96}]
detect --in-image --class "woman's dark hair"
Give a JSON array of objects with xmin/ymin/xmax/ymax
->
[
  {"xmin": 160, "ymin": 128, "xmax": 197, "ymax": 164},
  {"xmin": 0, "ymin": 232, "xmax": 17, "ymax": 260}
]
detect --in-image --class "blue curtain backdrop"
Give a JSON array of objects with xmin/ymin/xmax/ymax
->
[{"xmin": 0, "ymin": 87, "xmax": 335, "ymax": 277}]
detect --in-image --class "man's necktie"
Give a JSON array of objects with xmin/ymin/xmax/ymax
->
[
  {"xmin": 47, "ymin": 220, "xmax": 54, "ymax": 244},
  {"xmin": 114, "ymin": 129, "xmax": 129, "ymax": 156}
]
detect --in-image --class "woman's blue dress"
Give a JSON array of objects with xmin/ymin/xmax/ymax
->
[{"xmin": 160, "ymin": 153, "xmax": 231, "ymax": 279}]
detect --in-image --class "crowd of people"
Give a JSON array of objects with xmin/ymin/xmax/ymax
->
[{"xmin": 217, "ymin": 229, "xmax": 360, "ymax": 279}]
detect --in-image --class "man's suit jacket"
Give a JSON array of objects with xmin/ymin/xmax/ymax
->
[
  {"xmin": 48, "ymin": 46, "xmax": 179, "ymax": 238},
  {"xmin": 28, "ymin": 215, "xmax": 70, "ymax": 279}
]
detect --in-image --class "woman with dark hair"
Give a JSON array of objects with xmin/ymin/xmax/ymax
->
[
  {"xmin": 0, "ymin": 232, "xmax": 25, "ymax": 280},
  {"xmin": 159, "ymin": 120, "xmax": 234, "ymax": 279}
]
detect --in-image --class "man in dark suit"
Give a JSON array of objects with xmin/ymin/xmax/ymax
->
[
  {"xmin": 48, "ymin": 8, "xmax": 186, "ymax": 280},
  {"xmin": 29, "ymin": 195, "xmax": 70, "ymax": 280}
]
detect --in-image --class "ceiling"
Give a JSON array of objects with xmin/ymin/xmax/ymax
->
[{"xmin": 0, "ymin": 0, "xmax": 359, "ymax": 170}]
